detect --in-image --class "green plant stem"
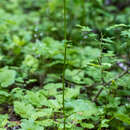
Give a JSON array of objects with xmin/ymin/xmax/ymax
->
[{"xmin": 62, "ymin": 0, "xmax": 67, "ymax": 129}]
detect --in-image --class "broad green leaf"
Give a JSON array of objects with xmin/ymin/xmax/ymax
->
[
  {"xmin": 20, "ymin": 119, "xmax": 44, "ymax": 130},
  {"xmin": 32, "ymin": 108, "xmax": 53, "ymax": 120},
  {"xmin": 0, "ymin": 68, "xmax": 16, "ymax": 87},
  {"xmin": 65, "ymin": 99, "xmax": 98, "ymax": 116},
  {"xmin": 25, "ymin": 91, "xmax": 48, "ymax": 107},
  {"xmin": 80, "ymin": 122, "xmax": 94, "ymax": 129},
  {"xmin": 22, "ymin": 55, "xmax": 39, "ymax": 72},
  {"xmin": 115, "ymin": 113, "xmax": 130, "ymax": 125},
  {"xmin": 36, "ymin": 119, "xmax": 54, "ymax": 127},
  {"xmin": 14, "ymin": 101, "xmax": 35, "ymax": 119},
  {"xmin": 100, "ymin": 119, "xmax": 110, "ymax": 128},
  {"xmin": 0, "ymin": 114, "xmax": 8, "ymax": 128},
  {"xmin": 65, "ymin": 86, "xmax": 81, "ymax": 99},
  {"xmin": 43, "ymin": 83, "xmax": 62, "ymax": 96},
  {"xmin": 107, "ymin": 24, "xmax": 128, "ymax": 30}
]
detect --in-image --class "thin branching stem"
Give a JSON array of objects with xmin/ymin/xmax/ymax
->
[
  {"xmin": 93, "ymin": 69, "xmax": 128, "ymax": 102},
  {"xmin": 93, "ymin": 33, "xmax": 129, "ymax": 102},
  {"xmin": 62, "ymin": 0, "xmax": 67, "ymax": 129},
  {"xmin": 93, "ymin": 34, "xmax": 105, "ymax": 102}
]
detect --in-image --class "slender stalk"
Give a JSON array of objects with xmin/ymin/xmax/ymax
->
[{"xmin": 62, "ymin": 0, "xmax": 67, "ymax": 129}]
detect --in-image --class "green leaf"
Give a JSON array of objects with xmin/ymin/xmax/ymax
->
[
  {"xmin": 41, "ymin": 83, "xmax": 62, "ymax": 97},
  {"xmin": 0, "ymin": 114, "xmax": 8, "ymax": 128},
  {"xmin": 22, "ymin": 55, "xmax": 39, "ymax": 72},
  {"xmin": 100, "ymin": 119, "xmax": 110, "ymax": 128},
  {"xmin": 65, "ymin": 69, "xmax": 84, "ymax": 84},
  {"xmin": 80, "ymin": 122, "xmax": 94, "ymax": 129},
  {"xmin": 36, "ymin": 119, "xmax": 54, "ymax": 127},
  {"xmin": 32, "ymin": 108, "xmax": 53, "ymax": 120},
  {"xmin": 106, "ymin": 24, "xmax": 128, "ymax": 30},
  {"xmin": 115, "ymin": 113, "xmax": 130, "ymax": 125},
  {"xmin": 48, "ymin": 99, "xmax": 61, "ymax": 110},
  {"xmin": 102, "ymin": 37, "xmax": 114, "ymax": 43},
  {"xmin": 14, "ymin": 101, "xmax": 35, "ymax": 119},
  {"xmin": 0, "ymin": 68, "xmax": 16, "ymax": 87},
  {"xmin": 0, "ymin": 90, "xmax": 10, "ymax": 103},
  {"xmin": 25, "ymin": 91, "xmax": 48, "ymax": 107},
  {"xmin": 65, "ymin": 99, "xmax": 98, "ymax": 116},
  {"xmin": 76, "ymin": 24, "xmax": 92, "ymax": 32},
  {"xmin": 20, "ymin": 119, "xmax": 44, "ymax": 130},
  {"xmin": 121, "ymin": 29, "xmax": 130, "ymax": 38},
  {"xmin": 65, "ymin": 86, "xmax": 81, "ymax": 99}
]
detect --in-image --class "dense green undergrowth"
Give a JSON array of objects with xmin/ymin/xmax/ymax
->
[{"xmin": 0, "ymin": 0, "xmax": 130, "ymax": 130}]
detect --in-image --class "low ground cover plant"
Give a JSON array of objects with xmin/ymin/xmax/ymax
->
[{"xmin": 0, "ymin": 0, "xmax": 130, "ymax": 129}]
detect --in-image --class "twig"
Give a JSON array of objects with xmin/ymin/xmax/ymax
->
[{"xmin": 93, "ymin": 69, "xmax": 128, "ymax": 102}]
